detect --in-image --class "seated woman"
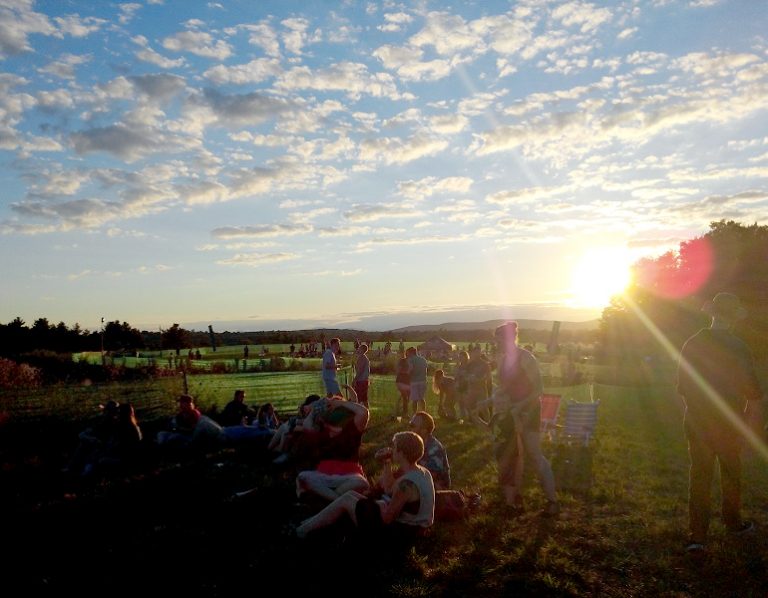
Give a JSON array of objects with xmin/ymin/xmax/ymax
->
[
  {"xmin": 296, "ymin": 386, "xmax": 370, "ymax": 503},
  {"xmin": 295, "ymin": 431, "xmax": 435, "ymax": 539},
  {"xmin": 97, "ymin": 402, "xmax": 144, "ymax": 471},
  {"xmin": 157, "ymin": 394, "xmax": 201, "ymax": 449},
  {"xmin": 432, "ymin": 369, "xmax": 457, "ymax": 420},
  {"xmin": 65, "ymin": 400, "xmax": 121, "ymax": 476},
  {"xmin": 255, "ymin": 402, "xmax": 280, "ymax": 430}
]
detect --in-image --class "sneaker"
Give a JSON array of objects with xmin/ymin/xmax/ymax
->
[
  {"xmin": 541, "ymin": 500, "xmax": 560, "ymax": 518},
  {"xmin": 272, "ymin": 453, "xmax": 290, "ymax": 465},
  {"xmin": 728, "ymin": 520, "xmax": 755, "ymax": 536},
  {"xmin": 685, "ymin": 542, "xmax": 705, "ymax": 554}
]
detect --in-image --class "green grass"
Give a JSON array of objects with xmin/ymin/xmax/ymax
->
[{"xmin": 3, "ymin": 376, "xmax": 768, "ymax": 595}]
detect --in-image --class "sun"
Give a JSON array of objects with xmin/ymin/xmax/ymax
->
[{"xmin": 569, "ymin": 247, "xmax": 634, "ymax": 308}]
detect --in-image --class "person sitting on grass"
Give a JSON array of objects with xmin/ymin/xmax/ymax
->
[
  {"xmin": 219, "ymin": 389, "xmax": 255, "ymax": 426},
  {"xmin": 96, "ymin": 402, "xmax": 144, "ymax": 473},
  {"xmin": 296, "ymin": 387, "xmax": 370, "ymax": 504},
  {"xmin": 295, "ymin": 431, "xmax": 435, "ymax": 540},
  {"xmin": 156, "ymin": 394, "xmax": 201, "ymax": 449},
  {"xmin": 256, "ymin": 402, "xmax": 280, "ymax": 430},
  {"xmin": 268, "ymin": 394, "xmax": 323, "ymax": 465},
  {"xmin": 409, "ymin": 411, "xmax": 451, "ymax": 491},
  {"xmin": 64, "ymin": 399, "xmax": 121, "ymax": 476}
]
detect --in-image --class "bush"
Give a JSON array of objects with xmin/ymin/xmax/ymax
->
[{"xmin": 0, "ymin": 357, "xmax": 41, "ymax": 389}]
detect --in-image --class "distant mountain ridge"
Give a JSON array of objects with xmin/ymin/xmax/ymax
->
[{"xmin": 391, "ymin": 318, "xmax": 599, "ymax": 333}]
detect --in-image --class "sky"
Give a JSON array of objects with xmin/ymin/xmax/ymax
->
[{"xmin": 0, "ymin": 0, "xmax": 767, "ymax": 333}]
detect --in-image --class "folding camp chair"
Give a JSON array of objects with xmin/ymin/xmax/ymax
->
[
  {"xmin": 539, "ymin": 393, "xmax": 561, "ymax": 441},
  {"xmin": 561, "ymin": 400, "xmax": 600, "ymax": 446}
]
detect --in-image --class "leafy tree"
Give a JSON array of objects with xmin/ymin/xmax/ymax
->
[
  {"xmin": 598, "ymin": 221, "xmax": 768, "ymax": 362},
  {"xmin": 161, "ymin": 323, "xmax": 190, "ymax": 355},
  {"xmin": 103, "ymin": 320, "xmax": 143, "ymax": 352}
]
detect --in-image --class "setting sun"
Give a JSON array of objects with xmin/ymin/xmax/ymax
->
[{"xmin": 569, "ymin": 247, "xmax": 634, "ymax": 309}]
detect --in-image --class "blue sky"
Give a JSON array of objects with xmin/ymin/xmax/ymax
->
[{"xmin": 0, "ymin": 0, "xmax": 766, "ymax": 332}]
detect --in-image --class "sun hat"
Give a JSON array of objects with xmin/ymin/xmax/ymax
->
[{"xmin": 702, "ymin": 292, "xmax": 747, "ymax": 322}]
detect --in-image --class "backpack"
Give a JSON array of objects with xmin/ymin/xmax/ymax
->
[{"xmin": 434, "ymin": 489, "xmax": 481, "ymax": 522}]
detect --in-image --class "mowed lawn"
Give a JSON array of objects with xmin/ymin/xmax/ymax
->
[{"xmin": 2, "ymin": 375, "xmax": 768, "ymax": 596}]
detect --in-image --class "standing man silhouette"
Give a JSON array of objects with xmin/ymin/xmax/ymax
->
[{"xmin": 677, "ymin": 292, "xmax": 764, "ymax": 553}]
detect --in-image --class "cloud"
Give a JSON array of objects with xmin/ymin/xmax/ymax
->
[
  {"xmin": 243, "ymin": 22, "xmax": 280, "ymax": 57},
  {"xmin": 211, "ymin": 224, "xmax": 313, "ymax": 239},
  {"xmin": 396, "ymin": 176, "xmax": 473, "ymax": 200},
  {"xmin": 0, "ymin": 0, "xmax": 57, "ymax": 57},
  {"xmin": 70, "ymin": 123, "xmax": 200, "ymax": 162},
  {"xmin": 40, "ymin": 54, "xmax": 92, "ymax": 79},
  {"xmin": 216, "ymin": 252, "xmax": 299, "ymax": 266},
  {"xmin": 485, "ymin": 187, "xmax": 559, "ymax": 205},
  {"xmin": 203, "ymin": 58, "xmax": 282, "ymax": 85},
  {"xmin": 276, "ymin": 61, "xmax": 404, "ymax": 100},
  {"xmin": 343, "ymin": 204, "xmax": 420, "ymax": 223},
  {"xmin": 162, "ymin": 29, "xmax": 232, "ymax": 59},
  {"xmin": 183, "ymin": 88, "xmax": 292, "ymax": 131},
  {"xmin": 551, "ymin": 1, "xmax": 613, "ymax": 34},
  {"xmin": 359, "ymin": 133, "xmax": 449, "ymax": 165},
  {"xmin": 54, "ymin": 14, "xmax": 105, "ymax": 37},
  {"xmin": 281, "ymin": 17, "xmax": 309, "ymax": 55},
  {"xmin": 136, "ymin": 47, "xmax": 186, "ymax": 68},
  {"xmin": 311, "ymin": 268, "xmax": 362, "ymax": 277},
  {"xmin": 316, "ymin": 225, "xmax": 372, "ymax": 237},
  {"xmin": 354, "ymin": 233, "xmax": 470, "ymax": 251},
  {"xmin": 409, "ymin": 11, "xmax": 482, "ymax": 56},
  {"xmin": 373, "ymin": 44, "xmax": 453, "ymax": 81},
  {"xmin": 129, "ymin": 73, "xmax": 186, "ymax": 102}
]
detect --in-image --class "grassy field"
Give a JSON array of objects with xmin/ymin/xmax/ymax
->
[{"xmin": 2, "ymin": 374, "xmax": 768, "ymax": 596}]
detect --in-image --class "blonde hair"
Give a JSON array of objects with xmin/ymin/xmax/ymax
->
[{"xmin": 432, "ymin": 369, "xmax": 445, "ymax": 394}]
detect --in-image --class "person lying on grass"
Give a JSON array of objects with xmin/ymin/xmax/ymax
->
[{"xmin": 295, "ymin": 431, "xmax": 434, "ymax": 539}]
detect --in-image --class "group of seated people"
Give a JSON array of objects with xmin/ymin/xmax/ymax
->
[
  {"xmin": 156, "ymin": 390, "xmax": 281, "ymax": 450},
  {"xmin": 68, "ymin": 385, "xmax": 452, "ymax": 543}
]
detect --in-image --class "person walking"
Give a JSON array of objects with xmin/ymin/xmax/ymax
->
[
  {"xmin": 677, "ymin": 292, "xmax": 764, "ymax": 553},
  {"xmin": 476, "ymin": 321, "xmax": 558, "ymax": 516}
]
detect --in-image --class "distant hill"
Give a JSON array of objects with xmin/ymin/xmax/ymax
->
[{"xmin": 391, "ymin": 319, "xmax": 599, "ymax": 334}]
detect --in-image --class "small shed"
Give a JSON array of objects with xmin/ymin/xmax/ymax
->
[{"xmin": 418, "ymin": 336, "xmax": 455, "ymax": 357}]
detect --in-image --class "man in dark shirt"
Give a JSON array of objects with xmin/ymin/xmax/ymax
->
[
  {"xmin": 677, "ymin": 292, "xmax": 764, "ymax": 553},
  {"xmin": 220, "ymin": 389, "xmax": 253, "ymax": 426}
]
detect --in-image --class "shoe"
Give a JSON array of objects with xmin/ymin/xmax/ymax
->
[
  {"xmin": 272, "ymin": 453, "xmax": 290, "ymax": 465},
  {"xmin": 728, "ymin": 520, "xmax": 755, "ymax": 536},
  {"xmin": 685, "ymin": 542, "xmax": 705, "ymax": 554},
  {"xmin": 541, "ymin": 500, "xmax": 560, "ymax": 518}
]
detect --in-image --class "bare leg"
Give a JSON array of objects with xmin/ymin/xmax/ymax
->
[{"xmin": 296, "ymin": 490, "xmax": 366, "ymax": 538}]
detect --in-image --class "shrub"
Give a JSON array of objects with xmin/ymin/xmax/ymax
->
[{"xmin": 0, "ymin": 357, "xmax": 41, "ymax": 389}]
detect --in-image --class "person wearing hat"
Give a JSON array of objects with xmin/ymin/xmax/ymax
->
[{"xmin": 677, "ymin": 292, "xmax": 764, "ymax": 553}]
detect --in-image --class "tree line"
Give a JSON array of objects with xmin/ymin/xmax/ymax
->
[
  {"xmin": 10, "ymin": 219, "xmax": 762, "ymax": 364},
  {"xmin": 597, "ymin": 220, "xmax": 768, "ymax": 362}
]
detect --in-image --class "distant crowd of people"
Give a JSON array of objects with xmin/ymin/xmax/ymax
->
[{"xmin": 64, "ymin": 293, "xmax": 766, "ymax": 554}]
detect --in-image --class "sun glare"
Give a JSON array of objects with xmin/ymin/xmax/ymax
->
[{"xmin": 569, "ymin": 247, "xmax": 633, "ymax": 309}]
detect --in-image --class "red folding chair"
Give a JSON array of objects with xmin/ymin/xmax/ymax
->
[{"xmin": 539, "ymin": 393, "xmax": 561, "ymax": 441}]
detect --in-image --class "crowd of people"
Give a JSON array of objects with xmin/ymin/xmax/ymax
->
[{"xmin": 63, "ymin": 295, "xmax": 766, "ymax": 554}]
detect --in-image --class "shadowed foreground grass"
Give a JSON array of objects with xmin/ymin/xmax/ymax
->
[{"xmin": 2, "ymin": 382, "xmax": 768, "ymax": 597}]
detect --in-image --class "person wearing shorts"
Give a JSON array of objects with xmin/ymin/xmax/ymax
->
[{"xmin": 406, "ymin": 347, "xmax": 428, "ymax": 414}]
